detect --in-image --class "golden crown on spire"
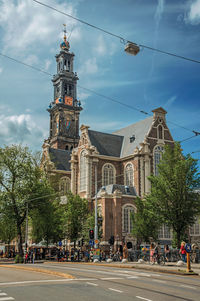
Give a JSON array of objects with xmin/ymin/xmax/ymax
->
[{"xmin": 60, "ymin": 24, "xmax": 70, "ymax": 51}]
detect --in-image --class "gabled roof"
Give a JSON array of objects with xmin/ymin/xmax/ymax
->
[
  {"xmin": 113, "ymin": 116, "xmax": 153, "ymax": 157},
  {"xmin": 88, "ymin": 130, "xmax": 123, "ymax": 157},
  {"xmin": 49, "ymin": 148, "xmax": 71, "ymax": 171}
]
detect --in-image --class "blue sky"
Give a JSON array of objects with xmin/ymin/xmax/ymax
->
[{"xmin": 0, "ymin": 0, "xmax": 200, "ymax": 165}]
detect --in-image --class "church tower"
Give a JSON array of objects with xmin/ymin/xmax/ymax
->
[{"xmin": 48, "ymin": 25, "xmax": 82, "ymax": 151}]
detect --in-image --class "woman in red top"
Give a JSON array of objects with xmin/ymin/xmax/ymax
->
[{"xmin": 180, "ymin": 241, "xmax": 187, "ymax": 263}]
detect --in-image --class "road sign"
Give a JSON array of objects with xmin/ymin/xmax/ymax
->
[
  {"xmin": 94, "ymin": 239, "xmax": 99, "ymax": 244},
  {"xmin": 185, "ymin": 243, "xmax": 191, "ymax": 253},
  {"xmin": 58, "ymin": 241, "xmax": 62, "ymax": 247},
  {"xmin": 89, "ymin": 240, "xmax": 94, "ymax": 247}
]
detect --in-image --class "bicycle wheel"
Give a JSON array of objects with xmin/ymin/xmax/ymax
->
[{"xmin": 159, "ymin": 255, "xmax": 165, "ymax": 265}]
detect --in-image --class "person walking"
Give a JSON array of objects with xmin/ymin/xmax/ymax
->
[
  {"xmin": 164, "ymin": 244, "xmax": 170, "ymax": 262},
  {"xmin": 180, "ymin": 241, "xmax": 187, "ymax": 263}
]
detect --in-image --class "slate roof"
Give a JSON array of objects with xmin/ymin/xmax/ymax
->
[
  {"xmin": 113, "ymin": 116, "xmax": 153, "ymax": 158},
  {"xmin": 49, "ymin": 148, "xmax": 71, "ymax": 171},
  {"xmin": 97, "ymin": 184, "xmax": 137, "ymax": 197},
  {"xmin": 88, "ymin": 130, "xmax": 124, "ymax": 157}
]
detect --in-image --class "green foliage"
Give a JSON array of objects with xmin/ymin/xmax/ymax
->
[
  {"xmin": 15, "ymin": 254, "xmax": 24, "ymax": 264},
  {"xmin": 131, "ymin": 197, "xmax": 160, "ymax": 245},
  {"xmin": 63, "ymin": 192, "xmax": 89, "ymax": 242},
  {"xmin": 30, "ymin": 198, "xmax": 65, "ymax": 246},
  {"xmin": 0, "ymin": 145, "xmax": 58, "ymax": 256},
  {"xmin": 0, "ymin": 210, "xmax": 17, "ymax": 245},
  {"xmin": 81, "ymin": 210, "xmax": 103, "ymax": 242},
  {"xmin": 147, "ymin": 142, "xmax": 200, "ymax": 248}
]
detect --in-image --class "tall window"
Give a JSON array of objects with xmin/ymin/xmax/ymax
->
[
  {"xmin": 123, "ymin": 205, "xmax": 135, "ymax": 233},
  {"xmin": 59, "ymin": 177, "xmax": 70, "ymax": 195},
  {"xmin": 80, "ymin": 151, "xmax": 87, "ymax": 191},
  {"xmin": 125, "ymin": 163, "xmax": 134, "ymax": 187},
  {"xmin": 158, "ymin": 125, "xmax": 163, "ymax": 139},
  {"xmin": 102, "ymin": 163, "xmax": 115, "ymax": 186},
  {"xmin": 158, "ymin": 224, "xmax": 171, "ymax": 239},
  {"xmin": 154, "ymin": 145, "xmax": 164, "ymax": 176},
  {"xmin": 190, "ymin": 218, "xmax": 200, "ymax": 236}
]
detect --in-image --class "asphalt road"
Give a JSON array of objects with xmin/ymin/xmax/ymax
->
[{"xmin": 0, "ymin": 263, "xmax": 200, "ymax": 301}]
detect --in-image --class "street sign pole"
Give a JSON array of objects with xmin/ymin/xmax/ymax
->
[{"xmin": 94, "ymin": 164, "xmax": 98, "ymax": 249}]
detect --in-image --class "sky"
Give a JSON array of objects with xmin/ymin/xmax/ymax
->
[{"xmin": 0, "ymin": 0, "xmax": 200, "ymax": 166}]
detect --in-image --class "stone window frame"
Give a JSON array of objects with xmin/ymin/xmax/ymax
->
[
  {"xmin": 153, "ymin": 144, "xmax": 164, "ymax": 176},
  {"xmin": 189, "ymin": 218, "xmax": 200, "ymax": 236},
  {"xmin": 102, "ymin": 163, "xmax": 116, "ymax": 186},
  {"xmin": 122, "ymin": 204, "xmax": 136, "ymax": 234},
  {"xmin": 158, "ymin": 224, "xmax": 172, "ymax": 239},
  {"xmin": 157, "ymin": 124, "xmax": 164, "ymax": 140},
  {"xmin": 59, "ymin": 176, "xmax": 71, "ymax": 195},
  {"xmin": 124, "ymin": 162, "xmax": 134, "ymax": 187},
  {"xmin": 79, "ymin": 150, "xmax": 87, "ymax": 192}
]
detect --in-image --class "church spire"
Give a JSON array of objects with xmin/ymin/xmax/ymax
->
[{"xmin": 47, "ymin": 27, "xmax": 82, "ymax": 151}]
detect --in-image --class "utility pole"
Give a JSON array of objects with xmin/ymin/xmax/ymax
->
[
  {"xmin": 94, "ymin": 164, "xmax": 98, "ymax": 248},
  {"xmin": 25, "ymin": 201, "xmax": 28, "ymax": 253}
]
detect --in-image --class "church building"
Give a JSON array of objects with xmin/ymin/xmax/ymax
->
[{"xmin": 42, "ymin": 33, "xmax": 175, "ymax": 249}]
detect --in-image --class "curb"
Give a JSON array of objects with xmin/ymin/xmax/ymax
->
[
  {"xmin": 44, "ymin": 261, "xmax": 199, "ymax": 276},
  {"xmin": 0, "ymin": 264, "xmax": 75, "ymax": 279}
]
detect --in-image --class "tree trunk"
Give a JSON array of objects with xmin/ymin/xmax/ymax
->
[{"xmin": 17, "ymin": 225, "xmax": 24, "ymax": 257}]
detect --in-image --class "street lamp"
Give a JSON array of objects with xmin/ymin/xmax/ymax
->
[{"xmin": 124, "ymin": 42, "xmax": 140, "ymax": 56}]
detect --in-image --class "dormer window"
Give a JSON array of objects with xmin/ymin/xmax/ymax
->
[{"xmin": 130, "ymin": 135, "xmax": 135, "ymax": 143}]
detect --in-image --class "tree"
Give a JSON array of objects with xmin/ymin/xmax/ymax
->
[
  {"xmin": 30, "ymin": 198, "xmax": 65, "ymax": 246},
  {"xmin": 81, "ymin": 210, "xmax": 103, "ymax": 242},
  {"xmin": 0, "ymin": 145, "xmax": 57, "ymax": 257},
  {"xmin": 63, "ymin": 192, "xmax": 88, "ymax": 243},
  {"xmin": 0, "ymin": 209, "xmax": 16, "ymax": 251},
  {"xmin": 147, "ymin": 142, "xmax": 200, "ymax": 248},
  {"xmin": 131, "ymin": 197, "xmax": 160, "ymax": 247}
]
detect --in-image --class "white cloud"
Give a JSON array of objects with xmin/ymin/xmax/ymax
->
[
  {"xmin": 0, "ymin": 114, "xmax": 45, "ymax": 148},
  {"xmin": 0, "ymin": 0, "xmax": 79, "ymax": 55},
  {"xmin": 44, "ymin": 59, "xmax": 51, "ymax": 71},
  {"xmin": 187, "ymin": 0, "xmax": 200, "ymax": 24},
  {"xmin": 154, "ymin": 0, "xmax": 165, "ymax": 25},
  {"xmin": 165, "ymin": 95, "xmax": 177, "ymax": 109},
  {"xmin": 94, "ymin": 35, "xmax": 107, "ymax": 56},
  {"xmin": 24, "ymin": 54, "xmax": 39, "ymax": 65},
  {"xmin": 78, "ymin": 58, "xmax": 98, "ymax": 75},
  {"xmin": 0, "ymin": 67, "xmax": 3, "ymax": 74}
]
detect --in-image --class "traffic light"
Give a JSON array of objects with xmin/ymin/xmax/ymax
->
[
  {"xmin": 109, "ymin": 235, "xmax": 115, "ymax": 245},
  {"xmin": 89, "ymin": 229, "xmax": 94, "ymax": 240}
]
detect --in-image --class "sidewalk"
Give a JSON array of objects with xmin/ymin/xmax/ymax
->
[{"xmin": 0, "ymin": 258, "xmax": 199, "ymax": 276}]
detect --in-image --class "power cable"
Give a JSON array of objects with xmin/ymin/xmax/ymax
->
[
  {"xmin": 0, "ymin": 51, "xmax": 199, "ymax": 141},
  {"xmin": 32, "ymin": 0, "xmax": 200, "ymax": 64}
]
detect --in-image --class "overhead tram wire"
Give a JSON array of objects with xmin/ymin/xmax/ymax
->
[
  {"xmin": 32, "ymin": 0, "xmax": 200, "ymax": 65},
  {"xmin": 0, "ymin": 51, "xmax": 199, "ymax": 142}
]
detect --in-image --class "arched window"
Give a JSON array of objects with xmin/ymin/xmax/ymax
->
[
  {"xmin": 158, "ymin": 125, "xmax": 163, "ymax": 140},
  {"xmin": 125, "ymin": 163, "xmax": 134, "ymax": 187},
  {"xmin": 102, "ymin": 163, "xmax": 115, "ymax": 186},
  {"xmin": 59, "ymin": 177, "xmax": 70, "ymax": 195},
  {"xmin": 122, "ymin": 205, "xmax": 135, "ymax": 233},
  {"xmin": 154, "ymin": 145, "xmax": 164, "ymax": 176},
  {"xmin": 80, "ymin": 151, "xmax": 87, "ymax": 191}
]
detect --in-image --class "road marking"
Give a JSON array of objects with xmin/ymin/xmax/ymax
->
[
  {"xmin": 86, "ymin": 282, "xmax": 98, "ymax": 286},
  {"xmin": 108, "ymin": 288, "xmax": 123, "ymax": 293},
  {"xmin": 0, "ymin": 278, "xmax": 99, "ymax": 286},
  {"xmin": 0, "ymin": 298, "xmax": 14, "ymax": 301},
  {"xmin": 152, "ymin": 279, "xmax": 166, "ymax": 283},
  {"xmin": 100, "ymin": 277, "xmax": 123, "ymax": 280},
  {"xmin": 0, "ymin": 294, "xmax": 7, "ymax": 296},
  {"xmin": 126, "ymin": 276, "xmax": 139, "ymax": 279},
  {"xmin": 180, "ymin": 285, "xmax": 196, "ymax": 290},
  {"xmin": 136, "ymin": 296, "xmax": 152, "ymax": 301}
]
